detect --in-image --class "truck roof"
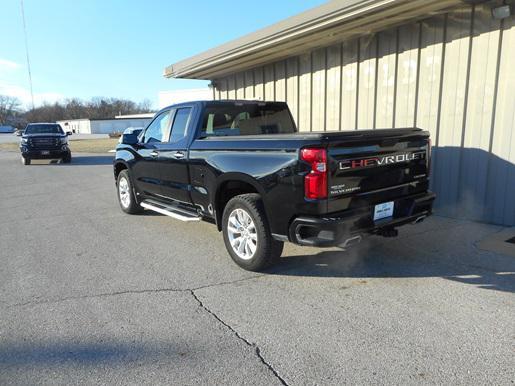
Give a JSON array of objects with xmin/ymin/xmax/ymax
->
[{"xmin": 156, "ymin": 99, "xmax": 287, "ymax": 116}]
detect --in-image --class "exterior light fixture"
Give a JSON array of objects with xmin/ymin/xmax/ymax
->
[{"xmin": 492, "ymin": 4, "xmax": 511, "ymax": 19}]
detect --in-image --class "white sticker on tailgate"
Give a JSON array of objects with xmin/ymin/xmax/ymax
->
[{"xmin": 374, "ymin": 201, "xmax": 394, "ymax": 221}]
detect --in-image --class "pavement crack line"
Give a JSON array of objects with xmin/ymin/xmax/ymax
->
[
  {"xmin": 190, "ymin": 289, "xmax": 288, "ymax": 386},
  {"xmin": 5, "ymin": 275, "xmax": 265, "ymax": 309},
  {"xmin": 5, "ymin": 275, "xmax": 287, "ymax": 384},
  {"xmin": 6, "ymin": 287, "xmax": 187, "ymax": 308}
]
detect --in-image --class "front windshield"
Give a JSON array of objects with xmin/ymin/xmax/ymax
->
[{"xmin": 25, "ymin": 124, "xmax": 64, "ymax": 135}]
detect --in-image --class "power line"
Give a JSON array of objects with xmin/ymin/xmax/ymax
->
[{"xmin": 20, "ymin": 0, "xmax": 35, "ymax": 110}]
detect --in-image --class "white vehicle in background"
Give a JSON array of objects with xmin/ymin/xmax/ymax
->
[{"xmin": 0, "ymin": 125, "xmax": 15, "ymax": 134}]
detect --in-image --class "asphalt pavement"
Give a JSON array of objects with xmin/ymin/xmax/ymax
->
[{"xmin": 0, "ymin": 150, "xmax": 514, "ymax": 385}]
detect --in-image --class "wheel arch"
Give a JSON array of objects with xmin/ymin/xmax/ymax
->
[
  {"xmin": 214, "ymin": 173, "xmax": 266, "ymax": 231},
  {"xmin": 113, "ymin": 160, "xmax": 130, "ymax": 182}
]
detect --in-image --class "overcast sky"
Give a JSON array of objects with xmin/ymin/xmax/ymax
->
[{"xmin": 1, "ymin": 0, "xmax": 326, "ymax": 109}]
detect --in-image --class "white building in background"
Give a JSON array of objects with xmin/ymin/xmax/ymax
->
[
  {"xmin": 57, "ymin": 113, "xmax": 154, "ymax": 135},
  {"xmin": 56, "ymin": 88, "xmax": 214, "ymax": 134},
  {"xmin": 158, "ymin": 88, "xmax": 212, "ymax": 109}
]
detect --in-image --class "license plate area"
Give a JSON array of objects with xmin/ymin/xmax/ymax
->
[{"xmin": 373, "ymin": 201, "xmax": 394, "ymax": 221}]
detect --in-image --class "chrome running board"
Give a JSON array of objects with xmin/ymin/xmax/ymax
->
[{"xmin": 141, "ymin": 200, "xmax": 201, "ymax": 222}]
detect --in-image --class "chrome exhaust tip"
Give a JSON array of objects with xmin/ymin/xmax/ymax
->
[
  {"xmin": 339, "ymin": 235, "xmax": 362, "ymax": 249},
  {"xmin": 413, "ymin": 215, "xmax": 426, "ymax": 224}
]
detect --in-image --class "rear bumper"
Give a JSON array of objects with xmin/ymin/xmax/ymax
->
[{"xmin": 289, "ymin": 191, "xmax": 435, "ymax": 247}]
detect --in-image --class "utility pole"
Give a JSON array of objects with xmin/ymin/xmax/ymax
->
[{"xmin": 20, "ymin": 0, "xmax": 35, "ymax": 110}]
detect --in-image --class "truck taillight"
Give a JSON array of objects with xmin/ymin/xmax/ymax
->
[{"xmin": 301, "ymin": 147, "xmax": 327, "ymax": 199}]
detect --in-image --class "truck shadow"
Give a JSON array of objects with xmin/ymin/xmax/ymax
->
[
  {"xmin": 27, "ymin": 155, "xmax": 114, "ymax": 166},
  {"xmin": 58, "ymin": 155, "xmax": 114, "ymax": 166},
  {"xmin": 430, "ymin": 146, "xmax": 515, "ymax": 226},
  {"xmin": 269, "ymin": 239, "xmax": 515, "ymax": 294},
  {"xmin": 0, "ymin": 340, "xmax": 192, "ymax": 368}
]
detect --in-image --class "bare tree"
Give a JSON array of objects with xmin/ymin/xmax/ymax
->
[
  {"xmin": 22, "ymin": 97, "xmax": 154, "ymax": 124},
  {"xmin": 138, "ymin": 99, "xmax": 153, "ymax": 112},
  {"xmin": 0, "ymin": 95, "xmax": 22, "ymax": 125}
]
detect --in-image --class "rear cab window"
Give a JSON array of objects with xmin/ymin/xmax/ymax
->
[{"xmin": 199, "ymin": 102, "xmax": 296, "ymax": 138}]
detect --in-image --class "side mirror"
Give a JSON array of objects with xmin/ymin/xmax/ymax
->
[
  {"xmin": 15, "ymin": 131, "xmax": 23, "ymax": 137},
  {"xmin": 66, "ymin": 131, "xmax": 72, "ymax": 136},
  {"xmin": 121, "ymin": 133, "xmax": 139, "ymax": 145}
]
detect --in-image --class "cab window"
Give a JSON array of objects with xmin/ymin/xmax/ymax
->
[
  {"xmin": 169, "ymin": 107, "xmax": 192, "ymax": 143},
  {"xmin": 143, "ymin": 110, "xmax": 171, "ymax": 143}
]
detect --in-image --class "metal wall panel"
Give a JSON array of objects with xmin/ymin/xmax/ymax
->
[
  {"xmin": 213, "ymin": 4, "xmax": 515, "ymax": 225},
  {"xmin": 227, "ymin": 76, "xmax": 236, "ymax": 99},
  {"xmin": 264, "ymin": 64, "xmax": 275, "ymax": 101},
  {"xmin": 218, "ymin": 78, "xmax": 228, "ymax": 100},
  {"xmin": 275, "ymin": 61, "xmax": 286, "ymax": 102},
  {"xmin": 395, "ymin": 23, "xmax": 420, "ymax": 128},
  {"xmin": 286, "ymin": 57, "xmax": 299, "ymax": 125},
  {"xmin": 416, "ymin": 15, "xmax": 445, "ymax": 141},
  {"xmin": 487, "ymin": 14, "xmax": 515, "ymax": 225},
  {"xmin": 461, "ymin": 6, "xmax": 501, "ymax": 222},
  {"xmin": 376, "ymin": 29, "xmax": 397, "ymax": 128},
  {"xmin": 298, "ymin": 53, "xmax": 312, "ymax": 132},
  {"xmin": 312, "ymin": 49, "xmax": 327, "ymax": 132},
  {"xmin": 341, "ymin": 39, "xmax": 358, "ymax": 130},
  {"xmin": 235, "ymin": 73, "xmax": 245, "ymax": 99},
  {"xmin": 432, "ymin": 7, "xmax": 472, "ymax": 218},
  {"xmin": 357, "ymin": 35, "xmax": 377, "ymax": 129},
  {"xmin": 244, "ymin": 70, "xmax": 254, "ymax": 100},
  {"xmin": 326, "ymin": 44, "xmax": 342, "ymax": 131},
  {"xmin": 254, "ymin": 68, "xmax": 264, "ymax": 101}
]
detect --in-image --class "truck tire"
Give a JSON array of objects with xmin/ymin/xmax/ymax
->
[
  {"xmin": 222, "ymin": 193, "xmax": 283, "ymax": 271},
  {"xmin": 21, "ymin": 156, "xmax": 30, "ymax": 165},
  {"xmin": 62, "ymin": 153, "xmax": 72, "ymax": 163},
  {"xmin": 117, "ymin": 169, "xmax": 142, "ymax": 214}
]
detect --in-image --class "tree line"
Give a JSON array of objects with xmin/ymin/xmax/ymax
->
[{"xmin": 0, "ymin": 95, "xmax": 153, "ymax": 129}]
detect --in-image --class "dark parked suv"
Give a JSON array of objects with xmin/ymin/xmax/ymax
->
[{"xmin": 20, "ymin": 123, "xmax": 72, "ymax": 165}]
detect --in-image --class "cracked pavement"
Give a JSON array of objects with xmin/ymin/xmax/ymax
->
[{"xmin": 0, "ymin": 151, "xmax": 514, "ymax": 385}]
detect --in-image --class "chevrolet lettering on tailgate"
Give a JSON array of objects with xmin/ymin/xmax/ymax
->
[{"xmin": 339, "ymin": 151, "xmax": 426, "ymax": 170}]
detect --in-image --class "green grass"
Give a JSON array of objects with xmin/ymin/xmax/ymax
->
[
  {"xmin": 0, "ymin": 138, "xmax": 118, "ymax": 153},
  {"xmin": 68, "ymin": 138, "xmax": 118, "ymax": 153}
]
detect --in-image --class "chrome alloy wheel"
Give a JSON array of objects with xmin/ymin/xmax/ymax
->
[
  {"xmin": 118, "ymin": 176, "xmax": 131, "ymax": 208},
  {"xmin": 227, "ymin": 208, "xmax": 258, "ymax": 260}
]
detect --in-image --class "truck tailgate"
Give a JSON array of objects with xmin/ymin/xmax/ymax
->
[{"xmin": 324, "ymin": 129, "xmax": 430, "ymax": 213}]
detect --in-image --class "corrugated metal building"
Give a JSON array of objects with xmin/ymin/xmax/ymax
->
[{"xmin": 165, "ymin": 0, "xmax": 515, "ymax": 226}]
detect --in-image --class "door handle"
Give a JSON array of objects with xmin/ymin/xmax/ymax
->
[
  {"xmin": 172, "ymin": 151, "xmax": 185, "ymax": 159},
  {"xmin": 150, "ymin": 150, "xmax": 159, "ymax": 157}
]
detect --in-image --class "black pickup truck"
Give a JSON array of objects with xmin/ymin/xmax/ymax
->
[
  {"xmin": 19, "ymin": 123, "xmax": 72, "ymax": 165},
  {"xmin": 114, "ymin": 100, "xmax": 434, "ymax": 271}
]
